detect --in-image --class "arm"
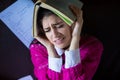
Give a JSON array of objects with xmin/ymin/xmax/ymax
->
[
  {"xmin": 30, "ymin": 43, "xmax": 62, "ymax": 80},
  {"xmin": 62, "ymin": 37, "xmax": 103, "ymax": 80},
  {"xmin": 61, "ymin": 5, "xmax": 103, "ymax": 80}
]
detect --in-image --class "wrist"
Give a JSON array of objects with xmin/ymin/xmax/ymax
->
[
  {"xmin": 69, "ymin": 36, "xmax": 80, "ymax": 50},
  {"xmin": 47, "ymin": 46, "xmax": 60, "ymax": 58}
]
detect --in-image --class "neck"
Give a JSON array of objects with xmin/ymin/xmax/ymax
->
[{"xmin": 63, "ymin": 45, "xmax": 70, "ymax": 50}]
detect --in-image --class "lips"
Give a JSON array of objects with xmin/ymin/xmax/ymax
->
[{"xmin": 54, "ymin": 37, "xmax": 64, "ymax": 44}]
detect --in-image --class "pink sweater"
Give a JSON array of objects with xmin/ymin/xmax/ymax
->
[{"xmin": 29, "ymin": 36, "xmax": 103, "ymax": 80}]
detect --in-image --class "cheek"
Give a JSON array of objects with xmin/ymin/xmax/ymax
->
[
  {"xmin": 45, "ymin": 33, "xmax": 50, "ymax": 39},
  {"xmin": 65, "ymin": 27, "xmax": 72, "ymax": 38},
  {"xmin": 45, "ymin": 33, "xmax": 53, "ymax": 42}
]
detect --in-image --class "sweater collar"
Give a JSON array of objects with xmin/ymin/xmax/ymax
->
[{"xmin": 54, "ymin": 46, "xmax": 64, "ymax": 56}]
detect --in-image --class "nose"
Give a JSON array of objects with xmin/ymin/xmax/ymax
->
[{"xmin": 51, "ymin": 28, "xmax": 59, "ymax": 38}]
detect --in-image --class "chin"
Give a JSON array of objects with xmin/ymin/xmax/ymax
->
[
  {"xmin": 55, "ymin": 44, "xmax": 70, "ymax": 50},
  {"xmin": 55, "ymin": 45, "xmax": 64, "ymax": 49}
]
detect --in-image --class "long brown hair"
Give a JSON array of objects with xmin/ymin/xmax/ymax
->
[
  {"xmin": 30, "ymin": 8, "xmax": 55, "ymax": 45},
  {"xmin": 37, "ymin": 7, "xmax": 55, "ymax": 39}
]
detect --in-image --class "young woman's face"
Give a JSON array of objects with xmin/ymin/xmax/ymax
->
[{"xmin": 42, "ymin": 14, "xmax": 72, "ymax": 49}]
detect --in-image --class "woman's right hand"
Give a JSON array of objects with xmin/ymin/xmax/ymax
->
[
  {"xmin": 35, "ymin": 36, "xmax": 53, "ymax": 48},
  {"xmin": 34, "ymin": 36, "xmax": 60, "ymax": 58}
]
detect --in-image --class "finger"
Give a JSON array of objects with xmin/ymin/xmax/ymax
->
[
  {"xmin": 77, "ymin": 11, "xmax": 83, "ymax": 23},
  {"xmin": 71, "ymin": 21, "xmax": 76, "ymax": 30},
  {"xmin": 35, "ymin": 36, "xmax": 45, "ymax": 44},
  {"xmin": 69, "ymin": 5, "xmax": 82, "ymax": 18}
]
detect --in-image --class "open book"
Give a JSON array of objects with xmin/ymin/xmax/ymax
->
[{"xmin": 33, "ymin": 0, "xmax": 83, "ymax": 37}]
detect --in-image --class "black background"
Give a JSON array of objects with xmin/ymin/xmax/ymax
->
[{"xmin": 0, "ymin": 0, "xmax": 120, "ymax": 80}]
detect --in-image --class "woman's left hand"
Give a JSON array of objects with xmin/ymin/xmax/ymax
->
[{"xmin": 69, "ymin": 5, "xmax": 83, "ymax": 50}]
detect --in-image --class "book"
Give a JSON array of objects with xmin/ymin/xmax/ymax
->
[{"xmin": 33, "ymin": 0, "xmax": 83, "ymax": 37}]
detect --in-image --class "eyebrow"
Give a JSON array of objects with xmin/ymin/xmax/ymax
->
[
  {"xmin": 43, "ymin": 21, "xmax": 63, "ymax": 30},
  {"xmin": 52, "ymin": 21, "xmax": 63, "ymax": 26}
]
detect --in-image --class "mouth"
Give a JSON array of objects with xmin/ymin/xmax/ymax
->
[{"xmin": 54, "ymin": 37, "xmax": 64, "ymax": 45}]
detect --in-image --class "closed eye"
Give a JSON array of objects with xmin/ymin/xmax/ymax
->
[
  {"xmin": 56, "ymin": 24, "xmax": 64, "ymax": 28},
  {"xmin": 44, "ymin": 28, "xmax": 50, "ymax": 33}
]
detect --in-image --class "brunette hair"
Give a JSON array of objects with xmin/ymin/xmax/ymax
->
[
  {"xmin": 31, "ymin": 8, "xmax": 55, "ymax": 44},
  {"xmin": 37, "ymin": 7, "xmax": 56, "ymax": 39}
]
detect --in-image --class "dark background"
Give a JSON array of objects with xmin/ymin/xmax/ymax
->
[{"xmin": 0, "ymin": 0, "xmax": 120, "ymax": 80}]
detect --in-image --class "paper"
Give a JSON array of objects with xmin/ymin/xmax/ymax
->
[
  {"xmin": 18, "ymin": 75, "xmax": 33, "ymax": 80},
  {"xmin": 0, "ymin": 0, "xmax": 34, "ymax": 48}
]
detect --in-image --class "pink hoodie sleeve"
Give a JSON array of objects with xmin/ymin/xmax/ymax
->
[
  {"xmin": 62, "ymin": 36, "xmax": 104, "ymax": 80},
  {"xmin": 29, "ymin": 44, "xmax": 62, "ymax": 80}
]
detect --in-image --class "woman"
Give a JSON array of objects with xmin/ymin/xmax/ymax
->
[{"xmin": 29, "ymin": 3, "xmax": 103, "ymax": 80}]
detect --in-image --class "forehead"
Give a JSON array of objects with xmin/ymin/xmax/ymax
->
[{"xmin": 42, "ymin": 14, "xmax": 62, "ymax": 27}]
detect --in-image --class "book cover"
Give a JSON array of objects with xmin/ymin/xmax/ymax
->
[{"xmin": 33, "ymin": 0, "xmax": 83, "ymax": 37}]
